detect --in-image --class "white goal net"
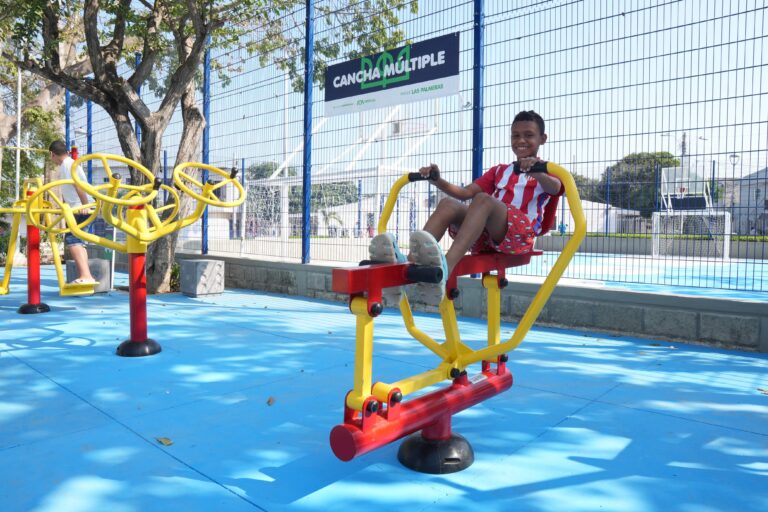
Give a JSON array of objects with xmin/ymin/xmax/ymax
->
[
  {"xmin": 653, "ymin": 163, "xmax": 732, "ymax": 259},
  {"xmin": 652, "ymin": 210, "xmax": 731, "ymax": 259}
]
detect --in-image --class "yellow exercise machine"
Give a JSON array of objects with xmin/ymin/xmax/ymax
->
[
  {"xmin": 330, "ymin": 161, "xmax": 586, "ymax": 473},
  {"xmin": 0, "ymin": 178, "xmax": 101, "ymax": 312},
  {"xmin": 26, "ymin": 153, "xmax": 245, "ymax": 356}
]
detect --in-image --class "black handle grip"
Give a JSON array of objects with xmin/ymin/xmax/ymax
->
[
  {"xmin": 230, "ymin": 167, "xmax": 238, "ymax": 179},
  {"xmin": 112, "ymin": 173, "xmax": 122, "ymax": 181},
  {"xmin": 153, "ymin": 177, "xmax": 162, "ymax": 190},
  {"xmin": 406, "ymin": 264, "xmax": 443, "ymax": 284},
  {"xmin": 408, "ymin": 169, "xmax": 439, "ymax": 182},
  {"xmin": 513, "ymin": 161, "xmax": 548, "ymax": 174}
]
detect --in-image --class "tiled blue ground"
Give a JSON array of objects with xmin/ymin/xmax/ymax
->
[{"xmin": 1, "ymin": 266, "xmax": 767, "ymax": 512}]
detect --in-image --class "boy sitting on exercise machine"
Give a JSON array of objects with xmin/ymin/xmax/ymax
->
[{"xmin": 370, "ymin": 110, "xmax": 564, "ymax": 305}]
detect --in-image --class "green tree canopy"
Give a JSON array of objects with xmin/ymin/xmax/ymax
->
[
  {"xmin": 1, "ymin": 0, "xmax": 417, "ymax": 292},
  {"xmin": 597, "ymin": 152, "xmax": 679, "ymax": 217}
]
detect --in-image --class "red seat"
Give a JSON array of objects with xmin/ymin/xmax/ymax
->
[{"xmin": 332, "ymin": 251, "xmax": 542, "ymax": 297}]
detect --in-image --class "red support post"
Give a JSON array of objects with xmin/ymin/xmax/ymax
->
[
  {"xmin": 129, "ymin": 252, "xmax": 148, "ymax": 342},
  {"xmin": 26, "ymin": 218, "xmax": 41, "ymax": 305},
  {"xmin": 116, "ymin": 230, "xmax": 161, "ymax": 356},
  {"xmin": 18, "ymin": 190, "xmax": 50, "ymax": 314}
]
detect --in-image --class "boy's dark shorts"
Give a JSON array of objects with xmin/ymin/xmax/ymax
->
[{"xmin": 64, "ymin": 214, "xmax": 90, "ymax": 246}]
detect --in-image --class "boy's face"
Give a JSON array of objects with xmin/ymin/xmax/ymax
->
[{"xmin": 510, "ymin": 120, "xmax": 547, "ymax": 159}]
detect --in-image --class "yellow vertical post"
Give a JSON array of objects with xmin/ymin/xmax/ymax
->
[
  {"xmin": 483, "ymin": 275, "xmax": 501, "ymax": 347},
  {"xmin": 0, "ymin": 209, "xmax": 21, "ymax": 294},
  {"xmin": 126, "ymin": 207, "xmax": 149, "ymax": 254},
  {"xmin": 439, "ymin": 298, "xmax": 462, "ymax": 360},
  {"xmin": 45, "ymin": 213, "xmax": 67, "ymax": 290},
  {"xmin": 346, "ymin": 296, "xmax": 375, "ymax": 411}
]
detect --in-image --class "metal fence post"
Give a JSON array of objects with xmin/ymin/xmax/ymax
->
[
  {"xmin": 241, "ymin": 157, "xmax": 246, "ymax": 240},
  {"xmin": 65, "ymin": 89, "xmax": 70, "ymax": 151},
  {"xmin": 472, "ymin": 0, "xmax": 485, "ymax": 181},
  {"xmin": 87, "ymin": 99, "xmax": 93, "ymax": 183},
  {"xmin": 302, "ymin": 0, "xmax": 315, "ymax": 264},
  {"xmin": 605, "ymin": 168, "xmax": 611, "ymax": 234},
  {"xmin": 654, "ymin": 163, "xmax": 660, "ymax": 213},
  {"xmin": 202, "ymin": 43, "xmax": 211, "ymax": 255},
  {"xmin": 135, "ymin": 53, "xmax": 142, "ymax": 144},
  {"xmin": 357, "ymin": 178, "xmax": 362, "ymax": 237},
  {"xmin": 163, "ymin": 150, "xmax": 168, "ymax": 203}
]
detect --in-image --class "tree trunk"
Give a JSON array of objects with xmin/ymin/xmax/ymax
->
[
  {"xmin": 145, "ymin": 80, "xmax": 205, "ymax": 294},
  {"xmin": 111, "ymin": 107, "xmax": 144, "ymax": 181}
]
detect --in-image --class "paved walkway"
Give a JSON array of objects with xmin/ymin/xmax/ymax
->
[{"xmin": 1, "ymin": 266, "xmax": 767, "ymax": 511}]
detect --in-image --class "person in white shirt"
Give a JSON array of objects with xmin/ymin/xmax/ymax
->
[{"xmin": 49, "ymin": 140, "xmax": 95, "ymax": 284}]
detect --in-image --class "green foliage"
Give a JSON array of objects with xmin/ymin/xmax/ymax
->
[
  {"xmin": 0, "ymin": 148, "xmax": 44, "ymax": 208},
  {"xmin": 169, "ymin": 262, "xmax": 180, "ymax": 292},
  {"xmin": 572, "ymin": 173, "xmax": 601, "ymax": 203},
  {"xmin": 247, "ymin": 161, "xmax": 295, "ymax": 180},
  {"xmin": 289, "ymin": 182, "xmax": 358, "ymax": 214},
  {"xmin": 0, "ymin": 76, "xmax": 62, "ymax": 208},
  {"xmin": 597, "ymin": 152, "xmax": 680, "ymax": 218},
  {"xmin": 55, "ymin": 0, "xmax": 420, "ymax": 100},
  {"xmin": 0, "ymin": 232, "xmax": 9, "ymax": 259}
]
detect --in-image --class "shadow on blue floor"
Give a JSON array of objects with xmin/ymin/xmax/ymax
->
[{"xmin": 1, "ymin": 266, "xmax": 767, "ymax": 512}]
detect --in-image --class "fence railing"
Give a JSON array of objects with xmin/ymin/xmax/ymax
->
[{"xmin": 66, "ymin": 0, "xmax": 768, "ymax": 293}]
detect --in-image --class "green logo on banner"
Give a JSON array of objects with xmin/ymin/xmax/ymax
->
[{"xmin": 359, "ymin": 45, "xmax": 411, "ymax": 90}]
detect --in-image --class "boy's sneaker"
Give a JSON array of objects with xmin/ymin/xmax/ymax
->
[
  {"xmin": 408, "ymin": 230, "xmax": 448, "ymax": 306},
  {"xmin": 368, "ymin": 233, "xmax": 407, "ymax": 307}
]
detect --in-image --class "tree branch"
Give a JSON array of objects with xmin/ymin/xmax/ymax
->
[
  {"xmin": 186, "ymin": 0, "xmax": 204, "ymax": 36},
  {"xmin": 153, "ymin": 25, "xmax": 209, "ymax": 126},
  {"xmin": 128, "ymin": 1, "xmax": 165, "ymax": 90},
  {"xmin": 102, "ymin": 0, "xmax": 132, "ymax": 74},
  {"xmin": 7, "ymin": 52, "xmax": 109, "ymax": 107},
  {"xmin": 83, "ymin": 0, "xmax": 107, "ymax": 83},
  {"xmin": 41, "ymin": 3, "xmax": 62, "ymax": 73}
]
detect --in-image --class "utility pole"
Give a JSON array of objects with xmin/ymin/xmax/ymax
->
[
  {"xmin": 15, "ymin": 64, "xmax": 21, "ymax": 200},
  {"xmin": 680, "ymin": 132, "xmax": 687, "ymax": 158}
]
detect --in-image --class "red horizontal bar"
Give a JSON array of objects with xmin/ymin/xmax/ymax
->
[{"xmin": 330, "ymin": 368, "xmax": 513, "ymax": 461}]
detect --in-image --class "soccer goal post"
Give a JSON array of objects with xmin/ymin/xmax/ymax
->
[{"xmin": 651, "ymin": 210, "xmax": 731, "ymax": 259}]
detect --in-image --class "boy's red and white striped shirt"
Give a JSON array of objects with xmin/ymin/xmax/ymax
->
[{"xmin": 473, "ymin": 162, "xmax": 564, "ymax": 235}]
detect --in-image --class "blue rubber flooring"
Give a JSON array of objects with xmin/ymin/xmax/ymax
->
[{"xmin": 1, "ymin": 266, "xmax": 767, "ymax": 512}]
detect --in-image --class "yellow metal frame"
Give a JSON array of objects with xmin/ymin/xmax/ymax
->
[
  {"xmin": 1, "ymin": 178, "xmax": 100, "ymax": 296},
  {"xmin": 26, "ymin": 154, "xmax": 245, "ymax": 258},
  {"xmin": 345, "ymin": 162, "xmax": 586, "ymax": 410},
  {"xmin": 173, "ymin": 161, "xmax": 247, "ymax": 208},
  {"xmin": 0, "ymin": 199, "xmax": 23, "ymax": 295},
  {"xmin": 70, "ymin": 153, "xmax": 159, "ymax": 207},
  {"xmin": 5, "ymin": 155, "xmax": 247, "ymax": 297}
]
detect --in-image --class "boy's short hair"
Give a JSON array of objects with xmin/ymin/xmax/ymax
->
[
  {"xmin": 511, "ymin": 110, "xmax": 545, "ymax": 136},
  {"xmin": 49, "ymin": 140, "xmax": 68, "ymax": 155}
]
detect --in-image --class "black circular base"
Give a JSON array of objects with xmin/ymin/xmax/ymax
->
[
  {"xmin": 116, "ymin": 338, "xmax": 162, "ymax": 357},
  {"xmin": 18, "ymin": 303, "xmax": 51, "ymax": 314},
  {"xmin": 397, "ymin": 432, "xmax": 474, "ymax": 474}
]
